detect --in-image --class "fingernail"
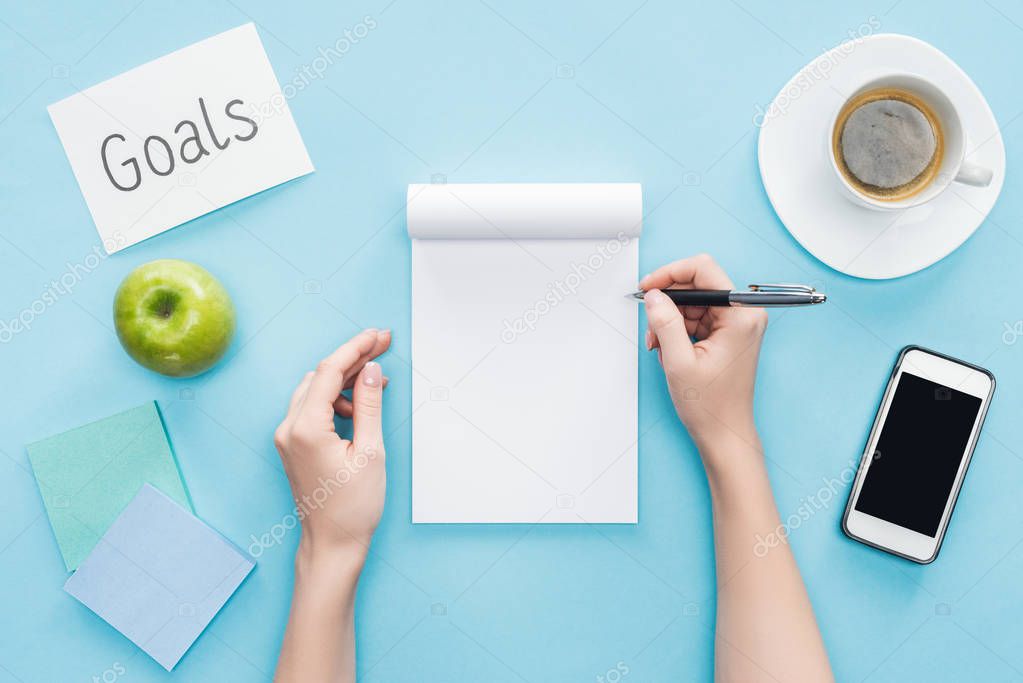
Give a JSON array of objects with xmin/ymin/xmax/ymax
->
[
  {"xmin": 645, "ymin": 329, "xmax": 653, "ymax": 351},
  {"xmin": 363, "ymin": 361, "xmax": 382, "ymax": 386},
  {"xmin": 639, "ymin": 273, "xmax": 651, "ymax": 287},
  {"xmin": 644, "ymin": 289, "xmax": 665, "ymax": 310},
  {"xmin": 381, "ymin": 329, "xmax": 392, "ymax": 336}
]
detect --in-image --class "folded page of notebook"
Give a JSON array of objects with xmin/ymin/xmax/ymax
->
[{"xmin": 408, "ymin": 183, "xmax": 641, "ymax": 523}]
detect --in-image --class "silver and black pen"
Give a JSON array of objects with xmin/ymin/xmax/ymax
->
[{"xmin": 627, "ymin": 283, "xmax": 826, "ymax": 307}]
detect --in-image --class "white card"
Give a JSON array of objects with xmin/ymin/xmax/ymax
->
[
  {"xmin": 48, "ymin": 24, "xmax": 314, "ymax": 253},
  {"xmin": 408, "ymin": 183, "xmax": 641, "ymax": 523}
]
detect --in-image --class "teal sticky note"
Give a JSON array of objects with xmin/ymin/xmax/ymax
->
[{"xmin": 27, "ymin": 402, "xmax": 192, "ymax": 571}]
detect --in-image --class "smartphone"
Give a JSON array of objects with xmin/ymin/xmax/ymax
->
[{"xmin": 842, "ymin": 346, "xmax": 995, "ymax": 563}]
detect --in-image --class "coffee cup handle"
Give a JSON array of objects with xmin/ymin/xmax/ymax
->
[{"xmin": 955, "ymin": 161, "xmax": 993, "ymax": 187}]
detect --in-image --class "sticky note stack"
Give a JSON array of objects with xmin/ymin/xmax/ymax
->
[{"xmin": 27, "ymin": 402, "xmax": 254, "ymax": 670}]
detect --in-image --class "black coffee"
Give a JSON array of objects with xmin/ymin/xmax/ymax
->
[{"xmin": 834, "ymin": 88, "xmax": 942, "ymax": 200}]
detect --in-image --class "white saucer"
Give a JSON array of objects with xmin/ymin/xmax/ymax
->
[{"xmin": 757, "ymin": 34, "xmax": 1005, "ymax": 279}]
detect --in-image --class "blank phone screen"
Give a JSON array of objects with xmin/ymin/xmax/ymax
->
[{"xmin": 855, "ymin": 371, "xmax": 982, "ymax": 537}]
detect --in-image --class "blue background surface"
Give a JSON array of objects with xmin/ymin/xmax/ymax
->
[{"xmin": 1, "ymin": 1, "xmax": 1022, "ymax": 681}]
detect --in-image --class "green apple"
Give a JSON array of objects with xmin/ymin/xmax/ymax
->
[{"xmin": 113, "ymin": 259, "xmax": 235, "ymax": 378}]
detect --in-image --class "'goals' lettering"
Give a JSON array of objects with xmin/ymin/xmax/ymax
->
[{"xmin": 100, "ymin": 97, "xmax": 258, "ymax": 191}]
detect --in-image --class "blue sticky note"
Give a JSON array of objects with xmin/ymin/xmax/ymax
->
[{"xmin": 64, "ymin": 484, "xmax": 254, "ymax": 671}]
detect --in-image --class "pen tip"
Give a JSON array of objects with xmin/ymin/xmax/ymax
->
[{"xmin": 626, "ymin": 291, "xmax": 645, "ymax": 300}]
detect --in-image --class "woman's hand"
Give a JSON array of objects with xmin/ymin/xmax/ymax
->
[
  {"xmin": 641, "ymin": 254, "xmax": 767, "ymax": 466},
  {"xmin": 273, "ymin": 328, "xmax": 391, "ymax": 564},
  {"xmin": 274, "ymin": 328, "xmax": 391, "ymax": 683},
  {"xmin": 644, "ymin": 256, "xmax": 834, "ymax": 681}
]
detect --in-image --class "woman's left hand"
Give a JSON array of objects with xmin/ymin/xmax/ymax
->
[{"xmin": 273, "ymin": 328, "xmax": 391, "ymax": 561}]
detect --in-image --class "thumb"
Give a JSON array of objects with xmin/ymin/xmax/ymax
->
[
  {"xmin": 351, "ymin": 361, "xmax": 384, "ymax": 454},
  {"xmin": 644, "ymin": 289, "xmax": 694, "ymax": 370}
]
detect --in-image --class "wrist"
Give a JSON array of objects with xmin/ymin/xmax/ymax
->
[
  {"xmin": 695, "ymin": 425, "xmax": 766, "ymax": 489},
  {"xmin": 296, "ymin": 537, "xmax": 366, "ymax": 590},
  {"xmin": 681, "ymin": 404, "xmax": 758, "ymax": 456}
]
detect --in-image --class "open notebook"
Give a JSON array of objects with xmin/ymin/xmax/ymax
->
[{"xmin": 408, "ymin": 183, "xmax": 641, "ymax": 523}]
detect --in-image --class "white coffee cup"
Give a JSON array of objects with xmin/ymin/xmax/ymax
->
[{"xmin": 828, "ymin": 72, "xmax": 992, "ymax": 211}]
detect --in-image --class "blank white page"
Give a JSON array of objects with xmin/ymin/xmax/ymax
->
[{"xmin": 408, "ymin": 183, "xmax": 641, "ymax": 523}]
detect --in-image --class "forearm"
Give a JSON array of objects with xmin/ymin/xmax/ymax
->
[
  {"xmin": 275, "ymin": 541, "xmax": 365, "ymax": 683},
  {"xmin": 700, "ymin": 431, "xmax": 833, "ymax": 683}
]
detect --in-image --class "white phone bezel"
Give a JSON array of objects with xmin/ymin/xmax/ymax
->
[{"xmin": 843, "ymin": 347, "xmax": 994, "ymax": 563}]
